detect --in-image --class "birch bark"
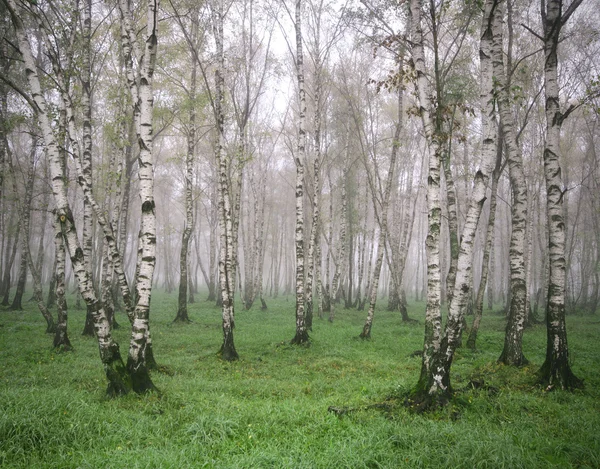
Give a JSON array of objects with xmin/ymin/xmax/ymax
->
[
  {"xmin": 538, "ymin": 0, "xmax": 583, "ymax": 389},
  {"xmin": 291, "ymin": 0, "xmax": 309, "ymax": 344},
  {"xmin": 52, "ymin": 214, "xmax": 71, "ymax": 350},
  {"xmin": 492, "ymin": 0, "xmax": 529, "ymax": 367},
  {"xmin": 174, "ymin": 16, "xmax": 198, "ymax": 323},
  {"xmin": 409, "ymin": 0, "xmax": 444, "ymax": 406},
  {"xmin": 212, "ymin": 0, "xmax": 239, "ymax": 360}
]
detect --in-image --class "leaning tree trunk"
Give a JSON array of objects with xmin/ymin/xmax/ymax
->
[
  {"xmin": 290, "ymin": 0, "xmax": 309, "ymax": 345},
  {"xmin": 359, "ymin": 88, "xmax": 401, "ymax": 338},
  {"xmin": 467, "ymin": 128, "xmax": 502, "ymax": 350},
  {"xmin": 5, "ymin": 0, "xmax": 130, "ymax": 395},
  {"xmin": 492, "ymin": 0, "xmax": 529, "ymax": 367},
  {"xmin": 538, "ymin": 0, "xmax": 583, "ymax": 390}
]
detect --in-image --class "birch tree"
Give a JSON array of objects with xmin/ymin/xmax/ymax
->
[
  {"xmin": 492, "ymin": 0, "xmax": 530, "ymax": 367},
  {"xmin": 290, "ymin": 0, "xmax": 309, "ymax": 345},
  {"xmin": 117, "ymin": 0, "xmax": 160, "ymax": 389},
  {"xmin": 173, "ymin": 15, "xmax": 199, "ymax": 324},
  {"xmin": 537, "ymin": 0, "xmax": 584, "ymax": 389}
]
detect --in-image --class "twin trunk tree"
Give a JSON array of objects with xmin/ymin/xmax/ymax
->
[{"xmin": 410, "ymin": 0, "xmax": 499, "ymax": 408}]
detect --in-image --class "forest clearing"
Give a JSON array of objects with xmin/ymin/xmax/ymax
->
[{"xmin": 1, "ymin": 294, "xmax": 599, "ymax": 468}]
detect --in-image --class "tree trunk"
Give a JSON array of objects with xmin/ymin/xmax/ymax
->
[
  {"xmin": 291, "ymin": 0, "xmax": 309, "ymax": 345},
  {"xmin": 118, "ymin": 0, "xmax": 160, "ymax": 391},
  {"xmin": 492, "ymin": 0, "xmax": 529, "ymax": 367},
  {"xmin": 360, "ymin": 87, "xmax": 402, "ymax": 338},
  {"xmin": 211, "ymin": 0, "xmax": 239, "ymax": 360},
  {"xmin": 467, "ymin": 127, "xmax": 502, "ymax": 350},
  {"xmin": 52, "ymin": 215, "xmax": 72, "ymax": 351},
  {"xmin": 174, "ymin": 18, "xmax": 197, "ymax": 324},
  {"xmin": 409, "ymin": 0, "xmax": 446, "ymax": 408},
  {"xmin": 538, "ymin": 0, "xmax": 583, "ymax": 390},
  {"xmin": 411, "ymin": 0, "xmax": 497, "ymax": 407}
]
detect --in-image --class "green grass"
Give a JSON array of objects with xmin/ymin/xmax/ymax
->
[{"xmin": 1, "ymin": 292, "xmax": 599, "ymax": 468}]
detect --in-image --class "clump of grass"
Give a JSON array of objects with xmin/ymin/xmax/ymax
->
[{"xmin": 1, "ymin": 292, "xmax": 599, "ymax": 468}]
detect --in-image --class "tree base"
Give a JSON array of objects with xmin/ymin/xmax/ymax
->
[
  {"xmin": 53, "ymin": 333, "xmax": 72, "ymax": 351},
  {"xmin": 405, "ymin": 388, "xmax": 452, "ymax": 413},
  {"xmin": 81, "ymin": 309, "xmax": 95, "ymax": 337},
  {"xmin": 145, "ymin": 344, "xmax": 158, "ymax": 370},
  {"xmin": 127, "ymin": 361, "xmax": 158, "ymax": 394},
  {"xmin": 105, "ymin": 359, "xmax": 131, "ymax": 398},
  {"xmin": 173, "ymin": 312, "xmax": 191, "ymax": 323},
  {"xmin": 290, "ymin": 330, "xmax": 310, "ymax": 345},
  {"xmin": 498, "ymin": 349, "xmax": 529, "ymax": 367},
  {"xmin": 538, "ymin": 359, "xmax": 584, "ymax": 391},
  {"xmin": 219, "ymin": 331, "xmax": 239, "ymax": 361}
]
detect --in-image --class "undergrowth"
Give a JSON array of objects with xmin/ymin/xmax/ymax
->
[{"xmin": 1, "ymin": 291, "xmax": 599, "ymax": 468}]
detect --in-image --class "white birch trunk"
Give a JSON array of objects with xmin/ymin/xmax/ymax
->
[
  {"xmin": 538, "ymin": 0, "xmax": 583, "ymax": 389},
  {"xmin": 291, "ymin": 0, "xmax": 309, "ymax": 344},
  {"xmin": 492, "ymin": 0, "xmax": 529, "ymax": 366},
  {"xmin": 212, "ymin": 0, "xmax": 238, "ymax": 360},
  {"xmin": 409, "ymin": 0, "xmax": 444, "ymax": 405}
]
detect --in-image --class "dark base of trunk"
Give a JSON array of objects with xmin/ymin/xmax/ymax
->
[
  {"xmin": 105, "ymin": 356, "xmax": 131, "ymax": 398},
  {"xmin": 127, "ymin": 359, "xmax": 158, "ymax": 394},
  {"xmin": 498, "ymin": 348, "xmax": 528, "ymax": 366},
  {"xmin": 359, "ymin": 324, "xmax": 371, "ymax": 339},
  {"xmin": 145, "ymin": 344, "xmax": 158, "ymax": 370},
  {"xmin": 466, "ymin": 330, "xmax": 478, "ymax": 350},
  {"xmin": 173, "ymin": 310, "xmax": 191, "ymax": 323},
  {"xmin": 260, "ymin": 298, "xmax": 268, "ymax": 310},
  {"xmin": 219, "ymin": 331, "xmax": 239, "ymax": 361},
  {"xmin": 290, "ymin": 330, "xmax": 310, "ymax": 345},
  {"xmin": 82, "ymin": 310, "xmax": 95, "ymax": 337},
  {"xmin": 406, "ymin": 387, "xmax": 452, "ymax": 413},
  {"xmin": 538, "ymin": 358, "xmax": 584, "ymax": 391},
  {"xmin": 53, "ymin": 330, "xmax": 73, "ymax": 351},
  {"xmin": 9, "ymin": 300, "xmax": 22, "ymax": 311},
  {"xmin": 45, "ymin": 321, "xmax": 57, "ymax": 334},
  {"xmin": 407, "ymin": 359, "xmax": 453, "ymax": 412}
]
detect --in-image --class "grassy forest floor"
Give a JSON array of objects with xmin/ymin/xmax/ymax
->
[{"xmin": 1, "ymin": 292, "xmax": 599, "ymax": 468}]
